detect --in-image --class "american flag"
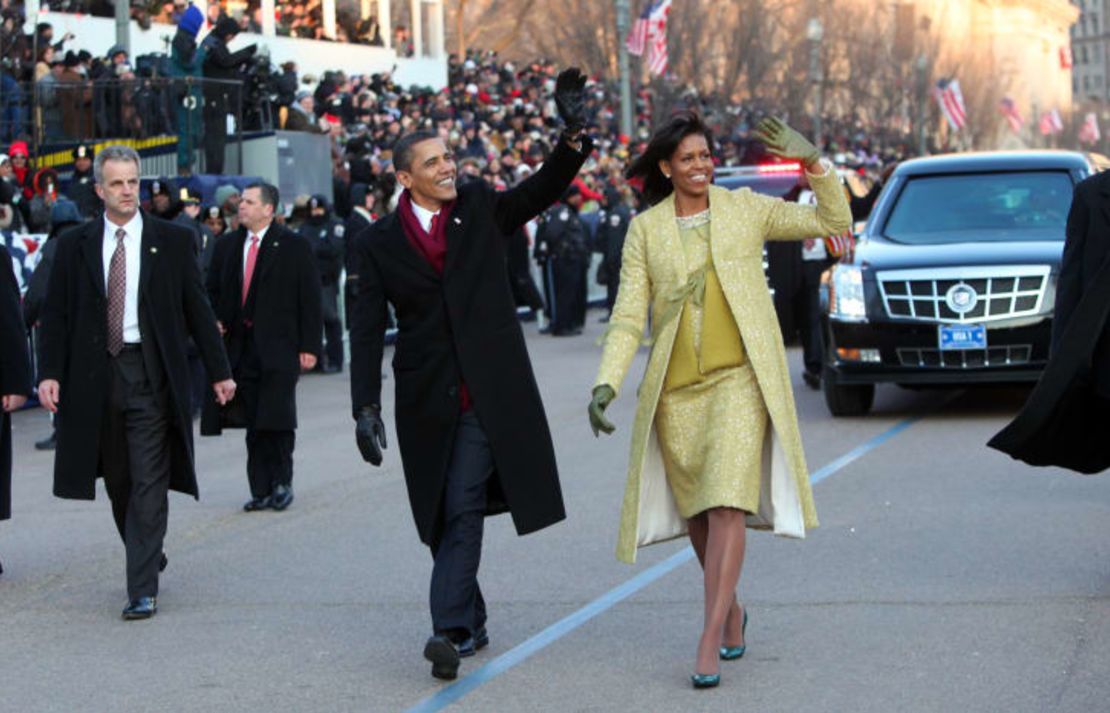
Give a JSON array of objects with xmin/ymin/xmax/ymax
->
[
  {"xmin": 1079, "ymin": 112, "xmax": 1101, "ymax": 144},
  {"xmin": 645, "ymin": 0, "xmax": 672, "ymax": 76},
  {"xmin": 1060, "ymin": 46, "xmax": 1074, "ymax": 70},
  {"xmin": 999, "ymin": 97, "xmax": 1024, "ymax": 133},
  {"xmin": 934, "ymin": 79, "xmax": 967, "ymax": 131},
  {"xmin": 625, "ymin": 1, "xmax": 656, "ymax": 57},
  {"xmin": 1039, "ymin": 108, "xmax": 1064, "ymax": 136}
]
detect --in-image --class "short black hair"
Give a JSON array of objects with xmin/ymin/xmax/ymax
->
[
  {"xmin": 244, "ymin": 181, "xmax": 280, "ymax": 209},
  {"xmin": 393, "ymin": 130, "xmax": 441, "ymax": 173}
]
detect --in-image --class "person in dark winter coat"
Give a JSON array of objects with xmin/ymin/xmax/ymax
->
[
  {"xmin": 989, "ymin": 170, "xmax": 1110, "ymax": 473},
  {"xmin": 596, "ymin": 186, "xmax": 631, "ymax": 321},
  {"xmin": 347, "ymin": 67, "xmax": 589, "ymax": 681},
  {"xmin": 66, "ymin": 144, "xmax": 101, "ymax": 219},
  {"xmin": 170, "ymin": 3, "xmax": 206, "ymax": 175},
  {"xmin": 201, "ymin": 17, "xmax": 256, "ymax": 174},
  {"xmin": 298, "ymin": 194, "xmax": 345, "ymax": 371},
  {"xmin": 534, "ymin": 186, "xmax": 589, "ymax": 336},
  {"xmin": 1, "ymin": 244, "xmax": 33, "ymax": 576}
]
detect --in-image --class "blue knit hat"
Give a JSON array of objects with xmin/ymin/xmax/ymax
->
[{"xmin": 179, "ymin": 4, "xmax": 204, "ymax": 38}]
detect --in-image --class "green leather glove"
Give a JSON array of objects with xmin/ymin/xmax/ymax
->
[
  {"xmin": 753, "ymin": 117, "xmax": 821, "ymax": 167},
  {"xmin": 588, "ymin": 385, "xmax": 616, "ymax": 437}
]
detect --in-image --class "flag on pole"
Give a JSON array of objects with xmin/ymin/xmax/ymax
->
[
  {"xmin": 1079, "ymin": 112, "xmax": 1101, "ymax": 144},
  {"xmin": 1060, "ymin": 46, "xmax": 1074, "ymax": 69},
  {"xmin": 1039, "ymin": 108, "xmax": 1064, "ymax": 136},
  {"xmin": 625, "ymin": 1, "xmax": 656, "ymax": 57},
  {"xmin": 645, "ymin": 0, "xmax": 672, "ymax": 76},
  {"xmin": 999, "ymin": 97, "xmax": 1024, "ymax": 133},
  {"xmin": 934, "ymin": 79, "xmax": 967, "ymax": 131}
]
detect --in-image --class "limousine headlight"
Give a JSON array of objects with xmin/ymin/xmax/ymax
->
[{"xmin": 829, "ymin": 264, "xmax": 866, "ymax": 321}]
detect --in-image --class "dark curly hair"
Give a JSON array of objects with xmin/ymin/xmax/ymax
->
[{"xmin": 626, "ymin": 110, "xmax": 714, "ymax": 206}]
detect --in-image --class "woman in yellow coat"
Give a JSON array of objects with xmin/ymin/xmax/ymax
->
[{"xmin": 589, "ymin": 112, "xmax": 851, "ymax": 687}]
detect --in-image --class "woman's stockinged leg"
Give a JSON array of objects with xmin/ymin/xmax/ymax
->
[
  {"xmin": 695, "ymin": 507, "xmax": 747, "ymax": 675},
  {"xmin": 688, "ymin": 512, "xmax": 708, "ymax": 567}
]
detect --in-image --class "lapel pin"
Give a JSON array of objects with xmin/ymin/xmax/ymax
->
[
  {"xmin": 273, "ymin": 241, "xmax": 280, "ymax": 247},
  {"xmin": 150, "ymin": 247, "xmax": 158, "ymax": 254},
  {"xmin": 453, "ymin": 217, "xmax": 462, "ymax": 225}
]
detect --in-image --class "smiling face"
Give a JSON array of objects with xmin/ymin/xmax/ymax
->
[
  {"xmin": 397, "ymin": 137, "xmax": 457, "ymax": 210},
  {"xmin": 659, "ymin": 133, "xmax": 712, "ymax": 201}
]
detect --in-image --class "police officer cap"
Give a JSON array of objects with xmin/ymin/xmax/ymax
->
[
  {"xmin": 72, "ymin": 144, "xmax": 94, "ymax": 160},
  {"xmin": 205, "ymin": 205, "xmax": 222, "ymax": 219},
  {"xmin": 150, "ymin": 178, "xmax": 172, "ymax": 197},
  {"xmin": 309, "ymin": 194, "xmax": 328, "ymax": 211},
  {"xmin": 179, "ymin": 187, "xmax": 201, "ymax": 204}
]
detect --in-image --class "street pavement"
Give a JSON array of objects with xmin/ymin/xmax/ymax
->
[{"xmin": 2, "ymin": 315, "xmax": 1108, "ymax": 712}]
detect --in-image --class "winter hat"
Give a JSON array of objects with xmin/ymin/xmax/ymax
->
[
  {"xmin": 178, "ymin": 4, "xmax": 204, "ymax": 38},
  {"xmin": 7, "ymin": 141, "xmax": 29, "ymax": 158},
  {"xmin": 214, "ymin": 184, "xmax": 240, "ymax": 206}
]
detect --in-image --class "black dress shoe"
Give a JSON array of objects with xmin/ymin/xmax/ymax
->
[
  {"xmin": 243, "ymin": 496, "xmax": 270, "ymax": 512},
  {"xmin": 34, "ymin": 432, "xmax": 56, "ymax": 450},
  {"xmin": 270, "ymin": 484, "xmax": 294, "ymax": 511},
  {"xmin": 423, "ymin": 635, "xmax": 461, "ymax": 680},
  {"xmin": 457, "ymin": 627, "xmax": 489, "ymax": 658},
  {"xmin": 122, "ymin": 596, "xmax": 157, "ymax": 620},
  {"xmin": 159, "ymin": 552, "xmax": 168, "ymax": 572},
  {"xmin": 802, "ymin": 370, "xmax": 821, "ymax": 390}
]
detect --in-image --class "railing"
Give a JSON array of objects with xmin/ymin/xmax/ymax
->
[{"xmin": 0, "ymin": 76, "xmax": 273, "ymax": 174}]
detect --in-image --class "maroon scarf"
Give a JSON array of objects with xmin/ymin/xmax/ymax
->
[
  {"xmin": 397, "ymin": 190, "xmax": 456, "ymax": 274},
  {"xmin": 396, "ymin": 190, "xmax": 471, "ymax": 411}
]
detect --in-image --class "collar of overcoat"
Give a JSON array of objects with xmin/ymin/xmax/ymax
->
[
  {"xmin": 382, "ymin": 193, "xmax": 470, "ymax": 281},
  {"xmin": 79, "ymin": 210, "xmax": 161, "ymax": 302}
]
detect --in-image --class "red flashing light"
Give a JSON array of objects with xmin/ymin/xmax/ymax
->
[{"xmin": 756, "ymin": 162, "xmax": 802, "ymax": 174}]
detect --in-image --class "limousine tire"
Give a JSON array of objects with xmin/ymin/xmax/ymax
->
[{"xmin": 822, "ymin": 378, "xmax": 875, "ymax": 417}]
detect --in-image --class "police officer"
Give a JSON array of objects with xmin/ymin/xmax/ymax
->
[
  {"xmin": 299, "ymin": 194, "xmax": 346, "ymax": 372},
  {"xmin": 147, "ymin": 178, "xmax": 178, "ymax": 220},
  {"xmin": 173, "ymin": 187, "xmax": 216, "ymax": 279},
  {"xmin": 595, "ymin": 186, "xmax": 631, "ymax": 323},
  {"xmin": 534, "ymin": 186, "xmax": 589, "ymax": 337},
  {"xmin": 66, "ymin": 144, "xmax": 100, "ymax": 219}
]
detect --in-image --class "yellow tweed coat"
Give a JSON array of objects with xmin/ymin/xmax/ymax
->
[{"xmin": 595, "ymin": 169, "xmax": 852, "ymax": 563}]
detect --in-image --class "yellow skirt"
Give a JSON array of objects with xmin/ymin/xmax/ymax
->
[{"xmin": 654, "ymin": 363, "xmax": 767, "ymax": 519}]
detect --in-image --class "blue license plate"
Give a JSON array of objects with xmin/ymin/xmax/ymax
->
[{"xmin": 938, "ymin": 324, "xmax": 987, "ymax": 351}]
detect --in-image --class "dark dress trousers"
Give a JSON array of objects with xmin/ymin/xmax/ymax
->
[
  {"xmin": 990, "ymin": 171, "xmax": 1110, "ymax": 473},
  {"xmin": 37, "ymin": 215, "xmax": 231, "ymax": 597},
  {"xmin": 202, "ymin": 224, "xmax": 322, "ymax": 498},
  {"xmin": 1, "ymin": 246, "xmax": 33, "ymax": 521}
]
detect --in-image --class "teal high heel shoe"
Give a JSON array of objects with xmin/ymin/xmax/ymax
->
[
  {"xmin": 691, "ymin": 672, "xmax": 721, "ymax": 689},
  {"xmin": 719, "ymin": 608, "xmax": 748, "ymax": 661}
]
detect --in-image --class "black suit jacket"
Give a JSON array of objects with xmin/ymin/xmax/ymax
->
[
  {"xmin": 1, "ymin": 245, "xmax": 33, "ymax": 520},
  {"xmin": 38, "ymin": 213, "xmax": 231, "ymax": 500},
  {"xmin": 202, "ymin": 223, "xmax": 322, "ymax": 433},
  {"xmin": 348, "ymin": 136, "xmax": 591, "ymax": 545}
]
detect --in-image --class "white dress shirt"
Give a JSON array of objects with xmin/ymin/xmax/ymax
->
[
  {"xmin": 242, "ymin": 223, "xmax": 271, "ymax": 281},
  {"xmin": 102, "ymin": 211, "xmax": 143, "ymax": 343},
  {"xmin": 409, "ymin": 201, "xmax": 440, "ymax": 234}
]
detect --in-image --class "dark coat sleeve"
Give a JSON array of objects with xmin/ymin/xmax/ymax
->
[
  {"xmin": 21, "ymin": 237, "xmax": 57, "ymax": 329},
  {"xmin": 1053, "ymin": 178, "xmax": 1091, "ymax": 354},
  {"xmin": 180, "ymin": 231, "xmax": 231, "ymax": 382},
  {"xmin": 294, "ymin": 233, "xmax": 323, "ymax": 357},
  {"xmin": 490, "ymin": 136, "xmax": 592, "ymax": 236},
  {"xmin": 0, "ymin": 246, "xmax": 32, "ymax": 396},
  {"xmin": 348, "ymin": 224, "xmax": 388, "ymax": 415}
]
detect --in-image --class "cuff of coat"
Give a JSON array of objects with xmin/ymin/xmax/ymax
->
[{"xmin": 804, "ymin": 158, "xmax": 834, "ymax": 178}]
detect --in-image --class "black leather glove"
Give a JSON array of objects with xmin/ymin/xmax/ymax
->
[
  {"xmin": 554, "ymin": 67, "xmax": 588, "ymax": 134},
  {"xmin": 355, "ymin": 405, "xmax": 387, "ymax": 466},
  {"xmin": 588, "ymin": 385, "xmax": 616, "ymax": 437}
]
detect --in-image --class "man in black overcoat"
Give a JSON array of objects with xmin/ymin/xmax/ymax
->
[
  {"xmin": 37, "ymin": 145, "xmax": 235, "ymax": 618},
  {"xmin": 202, "ymin": 182, "xmax": 322, "ymax": 512},
  {"xmin": 1, "ymin": 244, "xmax": 32, "ymax": 576},
  {"xmin": 990, "ymin": 170, "xmax": 1110, "ymax": 472},
  {"xmin": 298, "ymin": 194, "xmax": 345, "ymax": 372},
  {"xmin": 348, "ymin": 68, "xmax": 590, "ymax": 681}
]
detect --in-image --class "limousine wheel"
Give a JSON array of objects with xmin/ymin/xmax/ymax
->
[{"xmin": 822, "ymin": 377, "xmax": 874, "ymax": 417}]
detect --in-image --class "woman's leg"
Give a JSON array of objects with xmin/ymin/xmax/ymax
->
[
  {"xmin": 688, "ymin": 511, "xmax": 708, "ymax": 566},
  {"xmin": 695, "ymin": 507, "xmax": 747, "ymax": 674}
]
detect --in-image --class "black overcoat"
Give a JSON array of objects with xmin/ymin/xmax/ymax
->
[
  {"xmin": 348, "ymin": 137, "xmax": 590, "ymax": 545},
  {"xmin": 989, "ymin": 171, "xmax": 1110, "ymax": 473},
  {"xmin": 38, "ymin": 214, "xmax": 232, "ymax": 500},
  {"xmin": 201, "ymin": 224, "xmax": 322, "ymax": 434},
  {"xmin": 1, "ymin": 245, "xmax": 33, "ymax": 520}
]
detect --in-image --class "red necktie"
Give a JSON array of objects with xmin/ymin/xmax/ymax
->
[
  {"xmin": 429, "ymin": 213, "xmax": 439, "ymax": 240},
  {"xmin": 241, "ymin": 234, "xmax": 260, "ymax": 305}
]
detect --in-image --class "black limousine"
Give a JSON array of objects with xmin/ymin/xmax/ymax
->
[{"xmin": 820, "ymin": 150, "xmax": 1110, "ymax": 416}]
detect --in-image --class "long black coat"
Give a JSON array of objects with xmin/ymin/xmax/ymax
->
[
  {"xmin": 38, "ymin": 214, "xmax": 232, "ymax": 500},
  {"xmin": 201, "ymin": 224, "xmax": 322, "ymax": 434},
  {"xmin": 989, "ymin": 171, "xmax": 1110, "ymax": 473},
  {"xmin": 349, "ymin": 137, "xmax": 590, "ymax": 545},
  {"xmin": 1, "ymin": 246, "xmax": 33, "ymax": 520}
]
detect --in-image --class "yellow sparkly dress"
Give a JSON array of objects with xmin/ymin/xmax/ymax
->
[{"xmin": 655, "ymin": 210, "xmax": 767, "ymax": 518}]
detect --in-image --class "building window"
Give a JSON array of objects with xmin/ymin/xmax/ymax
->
[{"xmin": 1093, "ymin": 14, "xmax": 1100, "ymax": 33}]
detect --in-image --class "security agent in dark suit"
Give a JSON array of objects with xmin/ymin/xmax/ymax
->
[
  {"xmin": 202, "ymin": 182, "xmax": 323, "ymax": 512},
  {"xmin": 298, "ymin": 194, "xmax": 345, "ymax": 372},
  {"xmin": 173, "ymin": 187, "xmax": 218, "ymax": 416},
  {"xmin": 1, "ymin": 243, "xmax": 33, "ymax": 576},
  {"xmin": 348, "ymin": 67, "xmax": 589, "ymax": 681},
  {"xmin": 37, "ymin": 145, "xmax": 235, "ymax": 619}
]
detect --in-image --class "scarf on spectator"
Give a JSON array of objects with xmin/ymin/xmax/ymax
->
[{"xmin": 397, "ymin": 189, "xmax": 455, "ymax": 275}]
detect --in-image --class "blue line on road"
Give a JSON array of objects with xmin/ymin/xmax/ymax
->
[{"xmin": 403, "ymin": 414, "xmax": 921, "ymax": 713}]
